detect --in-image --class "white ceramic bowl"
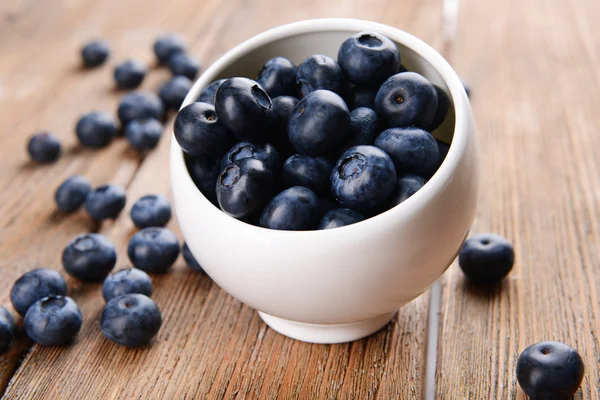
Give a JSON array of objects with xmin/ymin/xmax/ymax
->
[{"xmin": 171, "ymin": 18, "xmax": 478, "ymax": 344}]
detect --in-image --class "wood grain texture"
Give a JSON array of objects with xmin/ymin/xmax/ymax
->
[
  {"xmin": 436, "ymin": 0, "xmax": 600, "ymax": 398},
  {"xmin": 0, "ymin": 0, "xmax": 443, "ymax": 398}
]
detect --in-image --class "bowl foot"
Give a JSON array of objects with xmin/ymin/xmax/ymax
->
[{"xmin": 258, "ymin": 311, "xmax": 397, "ymax": 344}]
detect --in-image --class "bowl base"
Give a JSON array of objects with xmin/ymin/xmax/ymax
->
[{"xmin": 258, "ymin": 311, "xmax": 397, "ymax": 344}]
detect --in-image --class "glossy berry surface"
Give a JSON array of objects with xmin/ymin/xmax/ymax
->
[
  {"xmin": 182, "ymin": 242, "xmax": 204, "ymax": 273},
  {"xmin": 130, "ymin": 194, "xmax": 172, "ymax": 229},
  {"xmin": 374, "ymin": 127, "xmax": 438, "ymax": 177},
  {"xmin": 220, "ymin": 142, "xmax": 280, "ymax": 173},
  {"xmin": 84, "ymin": 184, "xmax": 127, "ymax": 221},
  {"xmin": 62, "ymin": 233, "xmax": 117, "ymax": 281},
  {"xmin": 349, "ymin": 85, "xmax": 378, "ymax": 110},
  {"xmin": 124, "ymin": 118, "xmax": 163, "ymax": 151},
  {"xmin": 458, "ymin": 233, "xmax": 515, "ymax": 283},
  {"xmin": 153, "ymin": 34, "xmax": 186, "ymax": 64},
  {"xmin": 167, "ymin": 52, "xmax": 200, "ymax": 80},
  {"xmin": 516, "ymin": 341, "xmax": 584, "ymax": 400},
  {"xmin": 259, "ymin": 186, "xmax": 320, "ymax": 231},
  {"xmin": 186, "ymin": 154, "xmax": 221, "ymax": 204},
  {"xmin": 75, "ymin": 111, "xmax": 118, "ymax": 148},
  {"xmin": 257, "ymin": 56, "xmax": 297, "ymax": 98},
  {"xmin": 10, "ymin": 268, "xmax": 68, "ymax": 316},
  {"xmin": 427, "ymin": 85, "xmax": 450, "ymax": 132},
  {"xmin": 102, "ymin": 268, "xmax": 153, "ymax": 302},
  {"xmin": 282, "ymin": 154, "xmax": 333, "ymax": 196},
  {"xmin": 55, "ymin": 175, "xmax": 92, "ymax": 213},
  {"xmin": 114, "ymin": 59, "xmax": 147, "ymax": 89},
  {"xmin": 296, "ymin": 54, "xmax": 346, "ymax": 97},
  {"xmin": 101, "ymin": 294, "xmax": 162, "ymax": 347},
  {"xmin": 174, "ymin": 102, "xmax": 233, "ymax": 157},
  {"xmin": 81, "ymin": 40, "xmax": 110, "ymax": 67},
  {"xmin": 159, "ymin": 76, "xmax": 192, "ymax": 111},
  {"xmin": 197, "ymin": 79, "xmax": 225, "ymax": 105},
  {"xmin": 0, "ymin": 307, "xmax": 14, "ymax": 353},
  {"xmin": 24, "ymin": 295, "xmax": 82, "ymax": 346},
  {"xmin": 27, "ymin": 132, "xmax": 61, "ymax": 163},
  {"xmin": 389, "ymin": 174, "xmax": 426, "ymax": 207},
  {"xmin": 270, "ymin": 95, "xmax": 299, "ymax": 158},
  {"xmin": 117, "ymin": 92, "xmax": 164, "ymax": 126},
  {"xmin": 317, "ymin": 208, "xmax": 364, "ymax": 230},
  {"xmin": 127, "ymin": 227, "xmax": 180, "ymax": 273},
  {"xmin": 345, "ymin": 107, "xmax": 380, "ymax": 149}
]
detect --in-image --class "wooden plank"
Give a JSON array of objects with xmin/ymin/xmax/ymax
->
[{"xmin": 436, "ymin": 0, "xmax": 600, "ymax": 398}]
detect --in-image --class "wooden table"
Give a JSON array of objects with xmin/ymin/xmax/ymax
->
[{"xmin": 1, "ymin": 0, "xmax": 599, "ymax": 398}]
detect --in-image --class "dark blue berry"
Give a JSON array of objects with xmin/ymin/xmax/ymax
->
[
  {"xmin": 0, "ymin": 307, "xmax": 14, "ymax": 353},
  {"xmin": 167, "ymin": 52, "xmax": 200, "ymax": 80},
  {"xmin": 259, "ymin": 186, "xmax": 320, "ymax": 231},
  {"xmin": 389, "ymin": 174, "xmax": 426, "ymax": 206},
  {"xmin": 288, "ymin": 89, "xmax": 350, "ymax": 156},
  {"xmin": 426, "ymin": 85, "xmax": 450, "ymax": 132},
  {"xmin": 81, "ymin": 40, "xmax": 110, "ymax": 67},
  {"xmin": 174, "ymin": 102, "xmax": 233, "ymax": 157},
  {"xmin": 215, "ymin": 77, "xmax": 276, "ymax": 143},
  {"xmin": 154, "ymin": 34, "xmax": 186, "ymax": 64},
  {"xmin": 282, "ymin": 154, "xmax": 333, "ymax": 196},
  {"xmin": 27, "ymin": 132, "xmax": 61, "ymax": 163},
  {"xmin": 375, "ymin": 72, "xmax": 438, "ymax": 129},
  {"xmin": 318, "ymin": 197, "xmax": 339, "ymax": 216},
  {"xmin": 270, "ymin": 95, "xmax": 299, "ymax": 158},
  {"xmin": 124, "ymin": 118, "xmax": 163, "ymax": 151},
  {"xmin": 75, "ymin": 112, "xmax": 118, "ymax": 148},
  {"xmin": 345, "ymin": 107, "xmax": 380, "ymax": 149},
  {"xmin": 127, "ymin": 227, "xmax": 180, "ymax": 273},
  {"xmin": 55, "ymin": 175, "xmax": 92, "ymax": 213},
  {"xmin": 10, "ymin": 268, "xmax": 68, "ymax": 316},
  {"xmin": 182, "ymin": 242, "xmax": 204, "ymax": 273},
  {"xmin": 114, "ymin": 60, "xmax": 147, "ymax": 89},
  {"xmin": 338, "ymin": 32, "xmax": 400, "ymax": 86},
  {"xmin": 24, "ymin": 295, "xmax": 82, "ymax": 346},
  {"xmin": 117, "ymin": 92, "xmax": 164, "ymax": 126},
  {"xmin": 296, "ymin": 55, "xmax": 347, "ymax": 97},
  {"xmin": 374, "ymin": 127, "xmax": 438, "ymax": 177},
  {"xmin": 101, "ymin": 294, "xmax": 161, "ymax": 347},
  {"xmin": 317, "ymin": 208, "xmax": 364, "ymax": 230},
  {"xmin": 102, "ymin": 268, "xmax": 153, "ymax": 302},
  {"xmin": 257, "ymin": 57, "xmax": 297, "ymax": 98},
  {"xmin": 185, "ymin": 154, "xmax": 220, "ymax": 204},
  {"xmin": 130, "ymin": 194, "xmax": 172, "ymax": 229},
  {"xmin": 159, "ymin": 76, "xmax": 192, "ymax": 111},
  {"xmin": 458, "ymin": 233, "xmax": 515, "ymax": 283},
  {"xmin": 433, "ymin": 139, "xmax": 450, "ymax": 173},
  {"xmin": 62, "ymin": 233, "xmax": 117, "ymax": 281},
  {"xmin": 348, "ymin": 85, "xmax": 378, "ymax": 110},
  {"xmin": 517, "ymin": 341, "xmax": 584, "ymax": 400},
  {"xmin": 84, "ymin": 184, "xmax": 127, "ymax": 221},
  {"xmin": 197, "ymin": 79, "xmax": 225, "ymax": 105},
  {"xmin": 220, "ymin": 142, "xmax": 280, "ymax": 173},
  {"xmin": 216, "ymin": 158, "xmax": 274, "ymax": 219},
  {"xmin": 331, "ymin": 145, "xmax": 396, "ymax": 211}
]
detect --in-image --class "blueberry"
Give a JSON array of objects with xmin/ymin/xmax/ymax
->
[
  {"xmin": 426, "ymin": 85, "xmax": 450, "ymax": 132},
  {"xmin": 389, "ymin": 174, "xmax": 426, "ymax": 206},
  {"xmin": 124, "ymin": 118, "xmax": 163, "ymax": 151},
  {"xmin": 197, "ymin": 79, "xmax": 225, "ymax": 105},
  {"xmin": 174, "ymin": 102, "xmax": 233, "ymax": 157},
  {"xmin": 153, "ymin": 33, "xmax": 186, "ymax": 64},
  {"xmin": 102, "ymin": 268, "xmax": 153, "ymax": 302},
  {"xmin": 259, "ymin": 186, "xmax": 320, "ymax": 231},
  {"xmin": 55, "ymin": 175, "xmax": 92, "ymax": 213},
  {"xmin": 374, "ymin": 127, "xmax": 439, "ymax": 177},
  {"xmin": 27, "ymin": 132, "xmax": 61, "ymax": 163},
  {"xmin": 75, "ymin": 111, "xmax": 119, "ymax": 148},
  {"xmin": 130, "ymin": 194, "xmax": 172, "ymax": 229},
  {"xmin": 338, "ymin": 32, "xmax": 400, "ymax": 86},
  {"xmin": 296, "ymin": 55, "xmax": 347, "ymax": 97},
  {"xmin": 182, "ymin": 242, "xmax": 204, "ymax": 273},
  {"xmin": 24, "ymin": 295, "xmax": 82, "ymax": 346},
  {"xmin": 375, "ymin": 72, "xmax": 438, "ymax": 129},
  {"xmin": 159, "ymin": 76, "xmax": 192, "ymax": 111},
  {"xmin": 117, "ymin": 92, "xmax": 164, "ymax": 126},
  {"xmin": 517, "ymin": 341, "xmax": 584, "ymax": 400},
  {"xmin": 433, "ymin": 139, "xmax": 450, "ymax": 173},
  {"xmin": 84, "ymin": 184, "xmax": 127, "ymax": 221},
  {"xmin": 282, "ymin": 154, "xmax": 333, "ymax": 196},
  {"xmin": 114, "ymin": 60, "xmax": 147, "ymax": 89},
  {"xmin": 348, "ymin": 85, "xmax": 378, "ymax": 110},
  {"xmin": 101, "ymin": 294, "xmax": 162, "ymax": 347},
  {"xmin": 185, "ymin": 154, "xmax": 220, "ymax": 204},
  {"xmin": 0, "ymin": 307, "xmax": 14, "ymax": 353},
  {"xmin": 270, "ymin": 95, "xmax": 299, "ymax": 158},
  {"xmin": 215, "ymin": 77, "xmax": 276, "ymax": 143},
  {"xmin": 345, "ymin": 107, "xmax": 380, "ymax": 149},
  {"xmin": 288, "ymin": 90, "xmax": 350, "ymax": 156},
  {"xmin": 331, "ymin": 145, "xmax": 396, "ymax": 211},
  {"xmin": 317, "ymin": 208, "xmax": 364, "ymax": 230},
  {"xmin": 10, "ymin": 268, "xmax": 68, "ymax": 316},
  {"xmin": 81, "ymin": 40, "xmax": 110, "ymax": 68},
  {"xmin": 127, "ymin": 227, "xmax": 180, "ymax": 273},
  {"xmin": 257, "ymin": 57, "xmax": 297, "ymax": 98},
  {"xmin": 220, "ymin": 142, "xmax": 280, "ymax": 173},
  {"xmin": 216, "ymin": 158, "xmax": 274, "ymax": 219},
  {"xmin": 62, "ymin": 233, "xmax": 117, "ymax": 281},
  {"xmin": 318, "ymin": 197, "xmax": 339, "ymax": 216},
  {"xmin": 458, "ymin": 233, "xmax": 515, "ymax": 283},
  {"xmin": 167, "ymin": 52, "xmax": 200, "ymax": 80}
]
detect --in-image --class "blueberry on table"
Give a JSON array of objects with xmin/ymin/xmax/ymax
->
[
  {"xmin": 124, "ymin": 118, "xmax": 163, "ymax": 151},
  {"xmin": 114, "ymin": 59, "xmax": 148, "ymax": 90},
  {"xmin": 24, "ymin": 295, "xmax": 82, "ymax": 346},
  {"xmin": 270, "ymin": 95, "xmax": 299, "ymax": 158},
  {"xmin": 288, "ymin": 89, "xmax": 350, "ymax": 156},
  {"xmin": 75, "ymin": 111, "xmax": 118, "ymax": 148},
  {"xmin": 348, "ymin": 85, "xmax": 378, "ymax": 110},
  {"xmin": 375, "ymin": 72, "xmax": 438, "ymax": 129},
  {"xmin": 185, "ymin": 154, "xmax": 220, "ymax": 204},
  {"xmin": 55, "ymin": 175, "xmax": 92, "ymax": 213},
  {"xmin": 153, "ymin": 33, "xmax": 186, "ymax": 64},
  {"xmin": 10, "ymin": 268, "xmax": 68, "ymax": 316},
  {"xmin": 389, "ymin": 174, "xmax": 426, "ymax": 207},
  {"xmin": 282, "ymin": 154, "xmax": 333, "ymax": 196},
  {"xmin": 174, "ymin": 102, "xmax": 233, "ymax": 157},
  {"xmin": 345, "ymin": 107, "xmax": 381, "ymax": 149},
  {"xmin": 182, "ymin": 242, "xmax": 204, "ymax": 273},
  {"xmin": 317, "ymin": 208, "xmax": 364, "ymax": 230},
  {"xmin": 0, "ymin": 307, "xmax": 14, "ymax": 353},
  {"xmin": 458, "ymin": 233, "xmax": 515, "ymax": 283},
  {"xmin": 259, "ymin": 186, "xmax": 320, "ymax": 231},
  {"xmin": 216, "ymin": 158, "xmax": 275, "ymax": 219},
  {"xmin": 84, "ymin": 184, "xmax": 127, "ymax": 221},
  {"xmin": 338, "ymin": 31, "xmax": 401, "ymax": 86},
  {"xmin": 167, "ymin": 52, "xmax": 200, "ymax": 80},
  {"xmin": 159, "ymin": 76, "xmax": 192, "ymax": 111},
  {"xmin": 331, "ymin": 145, "xmax": 396, "ymax": 211},
  {"xmin": 426, "ymin": 85, "xmax": 450, "ymax": 132},
  {"xmin": 220, "ymin": 142, "xmax": 280, "ymax": 173},
  {"xmin": 296, "ymin": 54, "xmax": 347, "ymax": 97},
  {"xmin": 127, "ymin": 227, "xmax": 180, "ymax": 273},
  {"xmin": 257, "ymin": 56, "xmax": 297, "ymax": 98},
  {"xmin": 102, "ymin": 268, "xmax": 153, "ymax": 302},
  {"xmin": 130, "ymin": 194, "xmax": 172, "ymax": 229},
  {"xmin": 101, "ymin": 294, "xmax": 162, "ymax": 347},
  {"xmin": 81, "ymin": 40, "xmax": 110, "ymax": 68},
  {"xmin": 27, "ymin": 132, "xmax": 61, "ymax": 163},
  {"xmin": 197, "ymin": 79, "xmax": 225, "ymax": 105},
  {"xmin": 62, "ymin": 233, "xmax": 117, "ymax": 281},
  {"xmin": 516, "ymin": 341, "xmax": 584, "ymax": 400},
  {"xmin": 117, "ymin": 92, "xmax": 164, "ymax": 125},
  {"xmin": 374, "ymin": 127, "xmax": 439, "ymax": 177},
  {"xmin": 214, "ymin": 77, "xmax": 276, "ymax": 143}
]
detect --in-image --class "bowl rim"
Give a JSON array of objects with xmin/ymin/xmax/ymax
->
[{"xmin": 172, "ymin": 17, "xmax": 472, "ymax": 236}]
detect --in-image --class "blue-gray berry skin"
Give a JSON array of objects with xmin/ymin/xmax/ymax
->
[
  {"xmin": 118, "ymin": 92, "xmax": 164, "ymax": 126},
  {"xmin": 84, "ymin": 184, "xmax": 127, "ymax": 221},
  {"xmin": 102, "ymin": 268, "xmax": 153, "ymax": 302},
  {"xmin": 10, "ymin": 268, "xmax": 68, "ymax": 316},
  {"xmin": 257, "ymin": 57, "xmax": 298, "ymax": 98},
  {"xmin": 317, "ymin": 208, "xmax": 364, "ymax": 230},
  {"xmin": 259, "ymin": 187, "xmax": 320, "ymax": 231},
  {"xmin": 124, "ymin": 118, "xmax": 163, "ymax": 152},
  {"xmin": 282, "ymin": 154, "xmax": 333, "ymax": 196},
  {"xmin": 114, "ymin": 59, "xmax": 148, "ymax": 90},
  {"xmin": 167, "ymin": 53, "xmax": 200, "ymax": 80},
  {"xmin": 345, "ymin": 107, "xmax": 381, "ymax": 150},
  {"xmin": 62, "ymin": 233, "xmax": 117, "ymax": 282},
  {"xmin": 159, "ymin": 76, "xmax": 192, "ymax": 111},
  {"xmin": 182, "ymin": 242, "xmax": 204, "ymax": 273},
  {"xmin": 185, "ymin": 154, "xmax": 220, "ymax": 205},
  {"xmin": 197, "ymin": 79, "xmax": 225, "ymax": 105},
  {"xmin": 516, "ymin": 341, "xmax": 584, "ymax": 400},
  {"xmin": 101, "ymin": 294, "xmax": 162, "ymax": 347},
  {"xmin": 81, "ymin": 40, "xmax": 110, "ymax": 67},
  {"xmin": 127, "ymin": 228, "xmax": 180, "ymax": 273},
  {"xmin": 458, "ymin": 233, "xmax": 514, "ymax": 283},
  {"xmin": 374, "ymin": 127, "xmax": 439, "ymax": 178},
  {"xmin": 55, "ymin": 175, "xmax": 92, "ymax": 213},
  {"xmin": 27, "ymin": 132, "xmax": 62, "ymax": 163},
  {"xmin": 154, "ymin": 34, "xmax": 186, "ymax": 64},
  {"xmin": 433, "ymin": 139, "xmax": 450, "ymax": 175},
  {"xmin": 75, "ymin": 112, "xmax": 118, "ymax": 148},
  {"xmin": 220, "ymin": 142, "xmax": 280, "ymax": 173},
  {"xmin": 270, "ymin": 96, "xmax": 299, "ymax": 159},
  {"xmin": 0, "ymin": 307, "xmax": 14, "ymax": 353},
  {"xmin": 130, "ymin": 194, "xmax": 172, "ymax": 229},
  {"xmin": 296, "ymin": 55, "xmax": 347, "ymax": 97},
  {"xmin": 24, "ymin": 295, "xmax": 82, "ymax": 346},
  {"xmin": 348, "ymin": 85, "xmax": 378, "ymax": 110},
  {"xmin": 426, "ymin": 85, "xmax": 450, "ymax": 132},
  {"xmin": 389, "ymin": 174, "xmax": 426, "ymax": 207}
]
